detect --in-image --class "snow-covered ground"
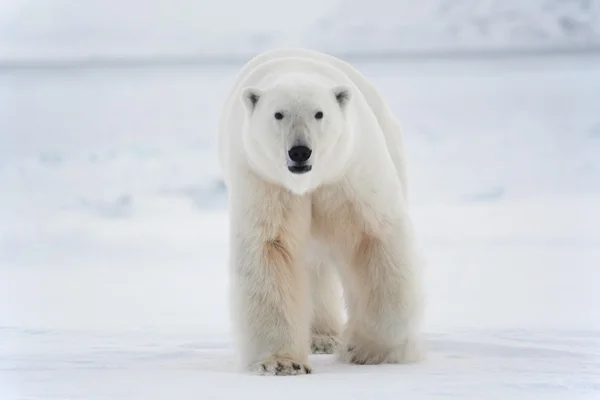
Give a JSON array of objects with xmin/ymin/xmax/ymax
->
[
  {"xmin": 0, "ymin": 0, "xmax": 337, "ymax": 59},
  {"xmin": 1, "ymin": 54, "xmax": 600, "ymax": 399},
  {"xmin": 3, "ymin": 0, "xmax": 600, "ymax": 60},
  {"xmin": 306, "ymin": 0, "xmax": 600, "ymax": 54}
]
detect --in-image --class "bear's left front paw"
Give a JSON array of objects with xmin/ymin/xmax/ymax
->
[
  {"xmin": 311, "ymin": 333, "xmax": 340, "ymax": 354},
  {"xmin": 339, "ymin": 335, "xmax": 424, "ymax": 365}
]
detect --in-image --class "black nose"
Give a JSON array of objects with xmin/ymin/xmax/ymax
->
[{"xmin": 288, "ymin": 146, "xmax": 312, "ymax": 163}]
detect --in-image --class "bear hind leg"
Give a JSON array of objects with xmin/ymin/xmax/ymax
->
[{"xmin": 309, "ymin": 259, "xmax": 344, "ymax": 354}]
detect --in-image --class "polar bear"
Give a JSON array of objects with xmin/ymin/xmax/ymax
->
[{"xmin": 218, "ymin": 48, "xmax": 424, "ymax": 376}]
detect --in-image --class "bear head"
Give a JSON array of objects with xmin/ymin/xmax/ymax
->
[{"xmin": 240, "ymin": 79, "xmax": 354, "ymax": 195}]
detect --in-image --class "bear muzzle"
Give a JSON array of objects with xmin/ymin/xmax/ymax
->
[{"xmin": 287, "ymin": 145, "xmax": 313, "ymax": 174}]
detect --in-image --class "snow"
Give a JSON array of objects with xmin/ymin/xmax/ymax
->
[
  {"xmin": 1, "ymin": 53, "xmax": 600, "ymax": 398},
  {"xmin": 306, "ymin": 0, "xmax": 600, "ymax": 54},
  {"xmin": 3, "ymin": 0, "xmax": 600, "ymax": 61},
  {"xmin": 0, "ymin": 0, "xmax": 339, "ymax": 60}
]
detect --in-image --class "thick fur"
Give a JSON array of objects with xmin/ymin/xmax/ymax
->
[{"xmin": 218, "ymin": 48, "xmax": 424, "ymax": 375}]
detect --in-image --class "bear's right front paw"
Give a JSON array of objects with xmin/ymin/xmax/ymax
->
[{"xmin": 252, "ymin": 356, "xmax": 313, "ymax": 376}]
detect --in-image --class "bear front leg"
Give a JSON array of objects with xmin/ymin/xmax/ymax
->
[
  {"xmin": 339, "ymin": 218, "xmax": 425, "ymax": 365},
  {"xmin": 231, "ymin": 227, "xmax": 312, "ymax": 375},
  {"xmin": 229, "ymin": 176, "xmax": 312, "ymax": 375}
]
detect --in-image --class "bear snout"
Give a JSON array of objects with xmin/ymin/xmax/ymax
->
[
  {"xmin": 288, "ymin": 145, "xmax": 312, "ymax": 163},
  {"xmin": 287, "ymin": 145, "xmax": 313, "ymax": 174}
]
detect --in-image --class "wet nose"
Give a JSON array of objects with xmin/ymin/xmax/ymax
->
[{"xmin": 288, "ymin": 146, "xmax": 312, "ymax": 163}]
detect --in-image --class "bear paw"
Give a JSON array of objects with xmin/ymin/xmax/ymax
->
[
  {"xmin": 339, "ymin": 336, "xmax": 424, "ymax": 365},
  {"xmin": 311, "ymin": 333, "xmax": 340, "ymax": 354},
  {"xmin": 253, "ymin": 356, "xmax": 313, "ymax": 376}
]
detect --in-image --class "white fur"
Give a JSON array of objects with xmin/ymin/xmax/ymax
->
[{"xmin": 218, "ymin": 48, "xmax": 425, "ymax": 375}]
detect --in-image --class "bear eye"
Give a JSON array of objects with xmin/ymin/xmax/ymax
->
[
  {"xmin": 315, "ymin": 111, "xmax": 324, "ymax": 120},
  {"xmin": 274, "ymin": 112, "xmax": 284, "ymax": 120}
]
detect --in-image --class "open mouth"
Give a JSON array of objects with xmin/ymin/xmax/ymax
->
[{"xmin": 288, "ymin": 164, "xmax": 312, "ymax": 174}]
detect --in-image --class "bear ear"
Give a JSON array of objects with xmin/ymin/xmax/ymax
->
[
  {"xmin": 332, "ymin": 85, "xmax": 352, "ymax": 109},
  {"xmin": 241, "ymin": 87, "xmax": 263, "ymax": 113}
]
